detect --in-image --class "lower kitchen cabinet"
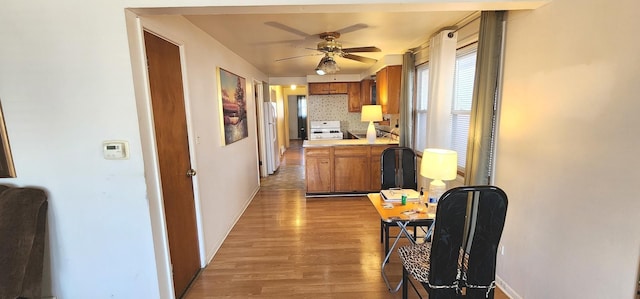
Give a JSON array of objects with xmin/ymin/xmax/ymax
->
[
  {"xmin": 305, "ymin": 147, "xmax": 333, "ymax": 193},
  {"xmin": 304, "ymin": 144, "xmax": 392, "ymax": 195},
  {"xmin": 370, "ymin": 145, "xmax": 390, "ymax": 190},
  {"xmin": 333, "ymin": 146, "xmax": 370, "ymax": 192}
]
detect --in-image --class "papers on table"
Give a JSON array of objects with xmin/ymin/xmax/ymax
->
[{"xmin": 380, "ymin": 189, "xmax": 420, "ymax": 202}]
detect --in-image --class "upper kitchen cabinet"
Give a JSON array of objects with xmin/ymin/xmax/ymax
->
[
  {"xmin": 347, "ymin": 82, "xmax": 362, "ymax": 112},
  {"xmin": 376, "ymin": 65, "xmax": 402, "ymax": 114},
  {"xmin": 308, "ymin": 82, "xmax": 348, "ymax": 95},
  {"xmin": 360, "ymin": 79, "xmax": 374, "ymax": 107},
  {"xmin": 347, "ymin": 79, "xmax": 374, "ymax": 113}
]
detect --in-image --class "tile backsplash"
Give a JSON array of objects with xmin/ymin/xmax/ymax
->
[
  {"xmin": 307, "ymin": 94, "xmax": 397, "ymax": 137},
  {"xmin": 307, "ymin": 94, "xmax": 368, "ymax": 133}
]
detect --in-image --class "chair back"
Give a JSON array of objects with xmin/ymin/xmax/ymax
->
[
  {"xmin": 428, "ymin": 185, "xmax": 508, "ymax": 297},
  {"xmin": 380, "ymin": 147, "xmax": 417, "ymax": 190}
]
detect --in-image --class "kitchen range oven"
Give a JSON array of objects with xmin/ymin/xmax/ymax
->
[{"xmin": 309, "ymin": 121, "xmax": 343, "ymax": 140}]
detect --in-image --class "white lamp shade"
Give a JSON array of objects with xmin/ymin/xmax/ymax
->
[
  {"xmin": 361, "ymin": 105, "xmax": 383, "ymax": 122},
  {"xmin": 420, "ymin": 148, "xmax": 458, "ymax": 181}
]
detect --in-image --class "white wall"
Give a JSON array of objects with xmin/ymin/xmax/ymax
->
[
  {"xmin": 496, "ymin": 1, "xmax": 640, "ymax": 298},
  {"xmin": 0, "ymin": 2, "xmax": 161, "ymax": 298}
]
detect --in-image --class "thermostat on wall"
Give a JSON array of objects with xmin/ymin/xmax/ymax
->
[{"xmin": 103, "ymin": 140, "xmax": 129, "ymax": 160}]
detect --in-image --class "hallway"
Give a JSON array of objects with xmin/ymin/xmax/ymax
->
[{"xmin": 259, "ymin": 140, "xmax": 305, "ymax": 190}]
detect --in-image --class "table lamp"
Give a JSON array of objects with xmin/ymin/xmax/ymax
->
[
  {"xmin": 361, "ymin": 105, "xmax": 382, "ymax": 144},
  {"xmin": 420, "ymin": 148, "xmax": 458, "ymax": 203}
]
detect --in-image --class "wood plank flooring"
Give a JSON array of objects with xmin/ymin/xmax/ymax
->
[{"xmin": 184, "ymin": 140, "xmax": 509, "ymax": 298}]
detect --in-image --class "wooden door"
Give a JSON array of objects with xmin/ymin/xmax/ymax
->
[{"xmin": 143, "ymin": 31, "xmax": 201, "ymax": 298}]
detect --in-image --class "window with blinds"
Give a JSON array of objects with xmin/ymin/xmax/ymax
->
[
  {"xmin": 414, "ymin": 63, "xmax": 429, "ymax": 153},
  {"xmin": 451, "ymin": 44, "xmax": 477, "ymax": 169}
]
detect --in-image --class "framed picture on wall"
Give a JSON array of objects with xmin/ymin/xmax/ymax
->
[
  {"xmin": 217, "ymin": 67, "xmax": 248, "ymax": 145},
  {"xmin": 0, "ymin": 100, "xmax": 16, "ymax": 178}
]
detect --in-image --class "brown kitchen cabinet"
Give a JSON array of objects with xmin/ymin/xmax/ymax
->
[
  {"xmin": 333, "ymin": 146, "xmax": 370, "ymax": 192},
  {"xmin": 376, "ymin": 65, "xmax": 402, "ymax": 114},
  {"xmin": 347, "ymin": 82, "xmax": 362, "ymax": 112},
  {"xmin": 305, "ymin": 147, "xmax": 333, "ymax": 193},
  {"xmin": 360, "ymin": 79, "xmax": 374, "ymax": 106},
  {"xmin": 308, "ymin": 82, "xmax": 349, "ymax": 95},
  {"xmin": 304, "ymin": 144, "xmax": 394, "ymax": 195},
  {"xmin": 370, "ymin": 145, "xmax": 391, "ymax": 190}
]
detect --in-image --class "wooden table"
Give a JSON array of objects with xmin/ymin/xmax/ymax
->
[{"xmin": 367, "ymin": 193, "xmax": 435, "ymax": 293}]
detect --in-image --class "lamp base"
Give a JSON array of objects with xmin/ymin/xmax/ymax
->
[
  {"xmin": 427, "ymin": 179, "xmax": 446, "ymax": 215},
  {"xmin": 366, "ymin": 121, "xmax": 376, "ymax": 144},
  {"xmin": 427, "ymin": 179, "xmax": 446, "ymax": 204}
]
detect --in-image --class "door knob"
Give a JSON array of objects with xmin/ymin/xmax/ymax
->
[{"xmin": 186, "ymin": 169, "xmax": 197, "ymax": 177}]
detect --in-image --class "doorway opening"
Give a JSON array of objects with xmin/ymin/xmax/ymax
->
[{"xmin": 297, "ymin": 96, "xmax": 307, "ymax": 140}]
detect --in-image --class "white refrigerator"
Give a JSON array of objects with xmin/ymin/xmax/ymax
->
[{"xmin": 264, "ymin": 102, "xmax": 280, "ymax": 174}]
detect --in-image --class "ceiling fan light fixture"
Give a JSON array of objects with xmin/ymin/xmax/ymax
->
[{"xmin": 315, "ymin": 56, "xmax": 339, "ymax": 75}]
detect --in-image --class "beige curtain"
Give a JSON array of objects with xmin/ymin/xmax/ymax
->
[
  {"xmin": 399, "ymin": 51, "xmax": 415, "ymax": 147},
  {"xmin": 464, "ymin": 11, "xmax": 506, "ymax": 185}
]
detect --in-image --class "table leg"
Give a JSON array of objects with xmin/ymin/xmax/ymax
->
[{"xmin": 381, "ymin": 220, "xmax": 416, "ymax": 293}]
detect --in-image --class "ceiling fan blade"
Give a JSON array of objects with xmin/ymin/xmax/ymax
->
[
  {"xmin": 342, "ymin": 54, "xmax": 378, "ymax": 64},
  {"xmin": 341, "ymin": 46, "xmax": 382, "ymax": 53},
  {"xmin": 264, "ymin": 21, "xmax": 310, "ymax": 38},
  {"xmin": 251, "ymin": 39, "xmax": 305, "ymax": 46},
  {"xmin": 275, "ymin": 53, "xmax": 323, "ymax": 62},
  {"xmin": 334, "ymin": 23, "xmax": 368, "ymax": 35}
]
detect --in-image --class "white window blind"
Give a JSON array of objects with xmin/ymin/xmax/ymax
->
[
  {"xmin": 414, "ymin": 64, "xmax": 429, "ymax": 153},
  {"xmin": 451, "ymin": 45, "xmax": 477, "ymax": 168}
]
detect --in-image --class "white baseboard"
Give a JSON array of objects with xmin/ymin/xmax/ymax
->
[{"xmin": 495, "ymin": 275, "xmax": 522, "ymax": 299}]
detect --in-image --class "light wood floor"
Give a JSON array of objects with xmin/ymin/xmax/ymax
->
[{"xmin": 184, "ymin": 140, "xmax": 509, "ymax": 298}]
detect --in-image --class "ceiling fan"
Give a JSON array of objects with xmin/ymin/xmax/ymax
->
[{"xmin": 275, "ymin": 30, "xmax": 381, "ymax": 75}]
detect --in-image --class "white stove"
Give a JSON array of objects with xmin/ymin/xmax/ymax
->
[{"xmin": 309, "ymin": 120, "xmax": 343, "ymax": 140}]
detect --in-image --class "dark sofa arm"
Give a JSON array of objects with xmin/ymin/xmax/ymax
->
[{"xmin": 0, "ymin": 185, "xmax": 48, "ymax": 299}]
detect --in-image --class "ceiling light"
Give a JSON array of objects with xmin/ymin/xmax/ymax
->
[{"xmin": 315, "ymin": 55, "xmax": 339, "ymax": 75}]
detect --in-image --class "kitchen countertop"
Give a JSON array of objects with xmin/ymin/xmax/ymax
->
[{"xmin": 303, "ymin": 138, "xmax": 399, "ymax": 147}]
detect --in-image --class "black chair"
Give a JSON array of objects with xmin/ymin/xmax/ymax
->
[
  {"xmin": 380, "ymin": 147, "xmax": 433, "ymax": 256},
  {"xmin": 398, "ymin": 185, "xmax": 508, "ymax": 299}
]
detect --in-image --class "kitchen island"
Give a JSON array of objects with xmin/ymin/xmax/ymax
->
[{"xmin": 303, "ymin": 138, "xmax": 399, "ymax": 196}]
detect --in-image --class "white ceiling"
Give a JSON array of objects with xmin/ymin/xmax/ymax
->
[
  {"xmin": 184, "ymin": 11, "xmax": 472, "ymax": 77},
  {"xmin": 132, "ymin": 2, "xmax": 546, "ymax": 78}
]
